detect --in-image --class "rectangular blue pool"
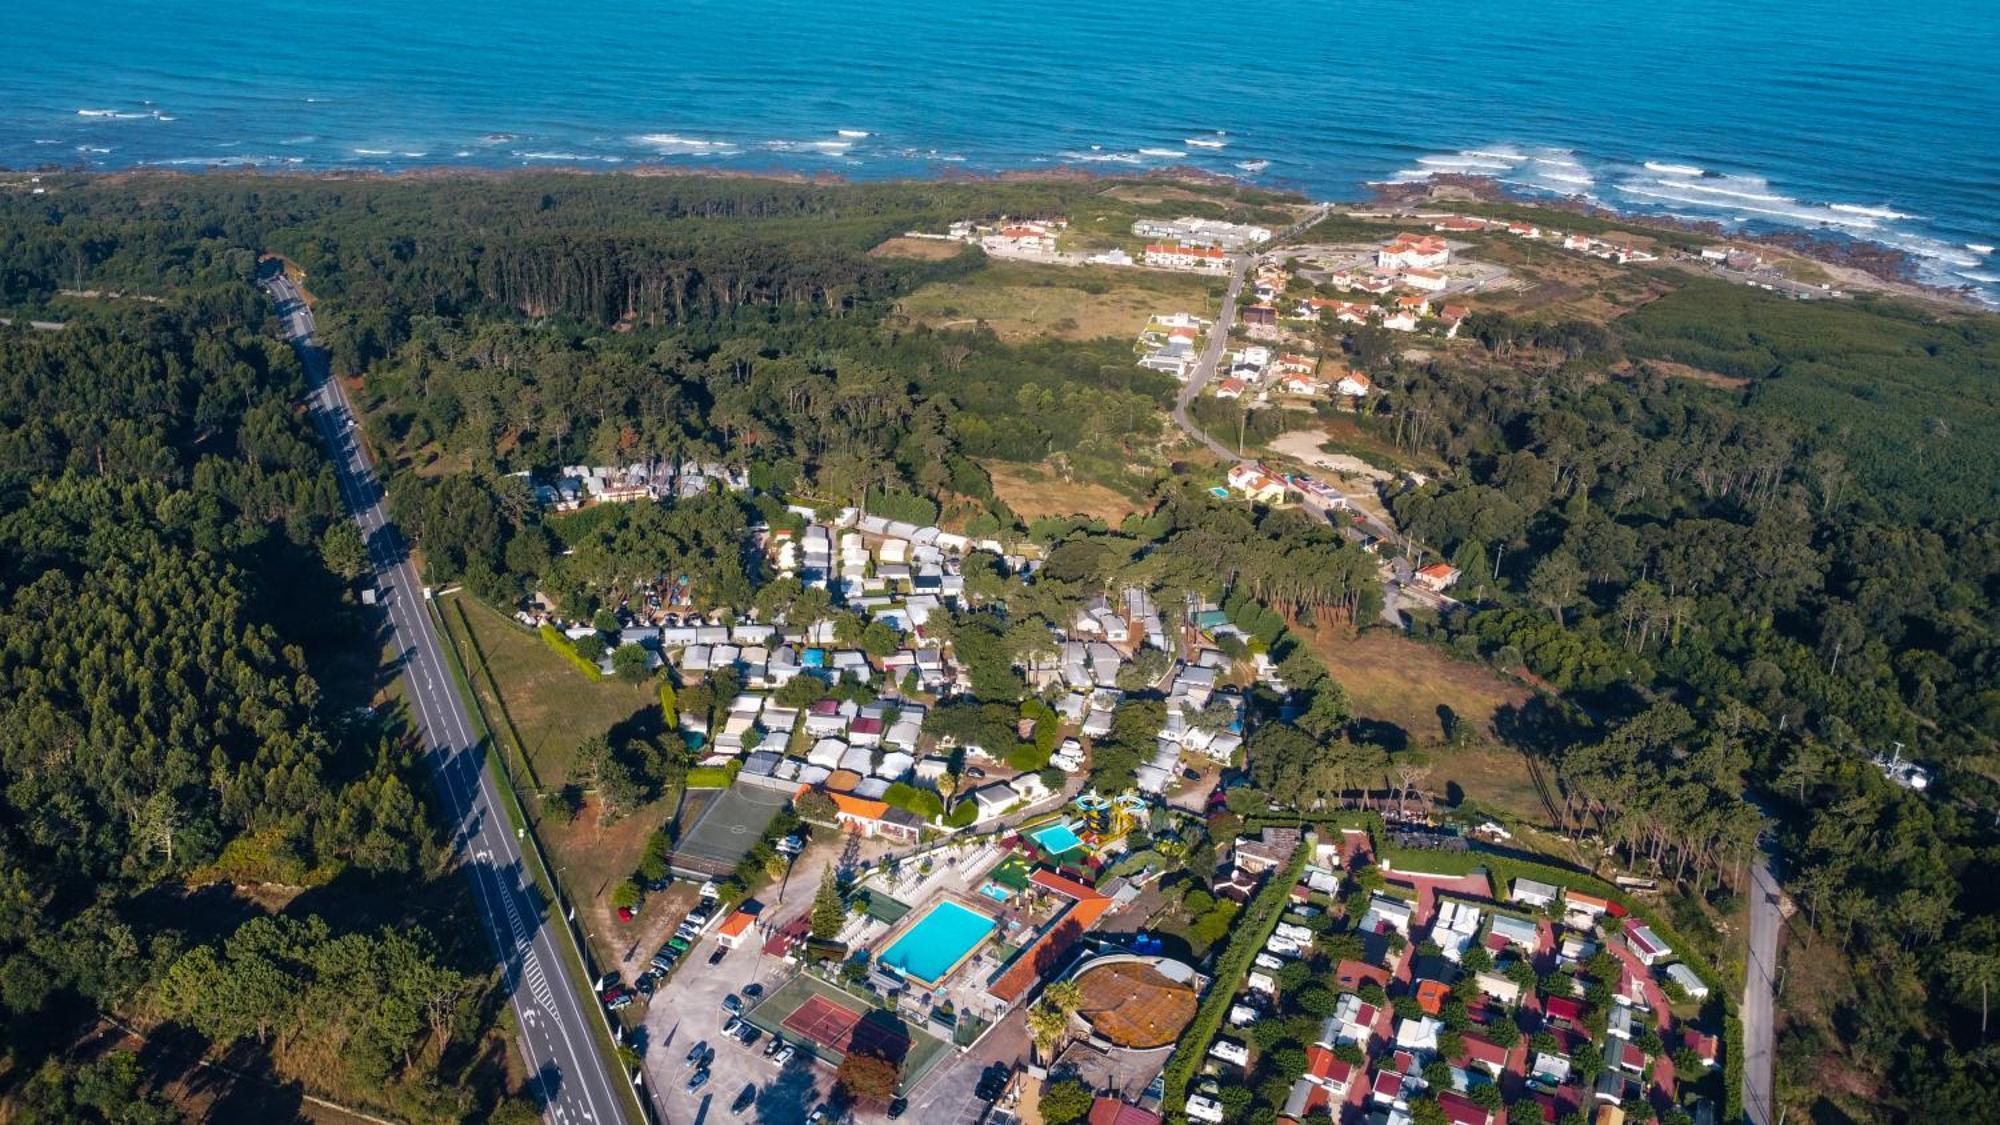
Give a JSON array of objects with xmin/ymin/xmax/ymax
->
[
  {"xmin": 878, "ymin": 900, "xmax": 996, "ymax": 984},
  {"xmin": 1033, "ymin": 822, "xmax": 1085, "ymax": 854}
]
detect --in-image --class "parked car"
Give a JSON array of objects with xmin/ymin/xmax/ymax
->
[
  {"xmin": 731, "ymin": 1085, "xmax": 757, "ymax": 1114},
  {"xmin": 722, "ymin": 993, "xmax": 743, "ymax": 1014},
  {"xmin": 650, "ymin": 955, "xmax": 675, "ymax": 974},
  {"xmin": 736, "ymin": 1024, "xmax": 761, "ymax": 1047},
  {"xmin": 722, "ymin": 1016, "xmax": 744, "ymax": 1038},
  {"xmin": 772, "ymin": 1045, "xmax": 796, "ymax": 1067},
  {"xmin": 616, "ymin": 906, "xmax": 635, "ymax": 923},
  {"xmin": 763, "ymin": 1035, "xmax": 785, "ymax": 1058},
  {"xmin": 975, "ymin": 1064, "xmax": 1011, "ymax": 1101},
  {"xmin": 634, "ymin": 972, "xmax": 657, "ymax": 997},
  {"xmin": 667, "ymin": 937, "xmax": 691, "ymax": 953},
  {"xmin": 685, "ymin": 1067, "xmax": 710, "ymax": 1093},
  {"xmin": 685, "ymin": 1040, "xmax": 709, "ymax": 1067},
  {"xmin": 742, "ymin": 982, "xmax": 764, "ymax": 999},
  {"xmin": 605, "ymin": 992, "xmax": 633, "ymax": 1012},
  {"xmin": 708, "ymin": 947, "xmax": 727, "ymax": 966},
  {"xmin": 888, "ymin": 1097, "xmax": 908, "ymax": 1119}
]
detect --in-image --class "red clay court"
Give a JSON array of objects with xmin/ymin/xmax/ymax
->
[{"xmin": 781, "ymin": 994, "xmax": 910, "ymax": 1061}]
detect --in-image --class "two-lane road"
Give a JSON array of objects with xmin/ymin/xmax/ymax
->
[{"xmin": 265, "ymin": 271, "xmax": 629, "ymax": 1125}]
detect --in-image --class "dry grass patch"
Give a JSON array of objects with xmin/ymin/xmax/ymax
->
[
  {"xmin": 869, "ymin": 236, "xmax": 968, "ymax": 261},
  {"xmin": 1632, "ymin": 358, "xmax": 1751, "ymax": 390},
  {"xmin": 895, "ymin": 262, "xmax": 1219, "ymax": 343},
  {"xmin": 1304, "ymin": 625, "xmax": 1550, "ymax": 820},
  {"xmin": 984, "ymin": 460, "xmax": 1144, "ymax": 522}
]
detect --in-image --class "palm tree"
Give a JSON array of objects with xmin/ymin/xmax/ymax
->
[{"xmin": 1027, "ymin": 1001, "xmax": 1070, "ymax": 1065}]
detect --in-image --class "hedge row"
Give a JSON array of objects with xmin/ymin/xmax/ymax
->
[
  {"xmin": 686, "ymin": 761, "xmax": 741, "ymax": 789},
  {"xmin": 1162, "ymin": 840, "xmax": 1311, "ymax": 1113},
  {"xmin": 538, "ymin": 624, "xmax": 603, "ymax": 679},
  {"xmin": 1724, "ymin": 1013, "xmax": 1745, "ymax": 1122}
]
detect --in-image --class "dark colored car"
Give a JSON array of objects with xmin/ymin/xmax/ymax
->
[
  {"xmin": 732, "ymin": 1085, "xmax": 757, "ymax": 1114},
  {"xmin": 685, "ymin": 1067, "xmax": 710, "ymax": 1093},
  {"xmin": 722, "ymin": 993, "xmax": 743, "ymax": 1013},
  {"xmin": 975, "ymin": 1064, "xmax": 1010, "ymax": 1101},
  {"xmin": 742, "ymin": 982, "xmax": 764, "ymax": 999},
  {"xmin": 887, "ymin": 1097, "xmax": 908, "ymax": 1119},
  {"xmin": 708, "ymin": 947, "xmax": 727, "ymax": 965},
  {"xmin": 685, "ymin": 1040, "xmax": 709, "ymax": 1066}
]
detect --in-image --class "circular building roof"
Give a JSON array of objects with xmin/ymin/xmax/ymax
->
[{"xmin": 1070, "ymin": 955, "xmax": 1200, "ymax": 1050}]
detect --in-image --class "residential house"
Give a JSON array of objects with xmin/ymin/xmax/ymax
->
[
  {"xmin": 1625, "ymin": 922, "xmax": 1673, "ymax": 966},
  {"xmin": 1512, "ymin": 877, "xmax": 1561, "ymax": 909},
  {"xmin": 1334, "ymin": 369, "xmax": 1374, "ymax": 397},
  {"xmin": 1413, "ymin": 563, "xmax": 1461, "ymax": 592},
  {"xmin": 1402, "ymin": 266, "xmax": 1449, "ymax": 292},
  {"xmin": 1226, "ymin": 462, "xmax": 1289, "ymax": 504},
  {"xmin": 1665, "ymin": 962, "xmax": 1710, "ymax": 999}
]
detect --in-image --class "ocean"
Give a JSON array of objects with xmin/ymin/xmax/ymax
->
[{"xmin": 3, "ymin": 0, "xmax": 1996, "ymax": 299}]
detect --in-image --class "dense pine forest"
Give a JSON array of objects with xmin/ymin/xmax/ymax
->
[{"xmin": 0, "ymin": 172, "xmax": 1996, "ymax": 1121}]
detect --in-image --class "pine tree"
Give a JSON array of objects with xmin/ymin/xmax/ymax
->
[{"xmin": 810, "ymin": 865, "xmax": 845, "ymax": 940}]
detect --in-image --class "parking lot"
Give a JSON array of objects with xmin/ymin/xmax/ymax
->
[{"xmin": 641, "ymin": 912, "xmax": 831, "ymax": 1124}]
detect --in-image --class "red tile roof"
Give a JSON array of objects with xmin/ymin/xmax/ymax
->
[
  {"xmin": 1462, "ymin": 1034, "xmax": 1509, "ymax": 1067},
  {"xmin": 1088, "ymin": 1098, "xmax": 1164, "ymax": 1125},
  {"xmin": 1544, "ymin": 995, "xmax": 1586, "ymax": 1023}
]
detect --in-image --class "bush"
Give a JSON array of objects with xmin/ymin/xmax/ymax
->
[
  {"xmin": 882, "ymin": 782, "xmax": 944, "ymax": 821},
  {"xmin": 1038, "ymin": 1078, "xmax": 1095, "ymax": 1125},
  {"xmin": 945, "ymin": 799, "xmax": 979, "ymax": 829},
  {"xmin": 539, "ymin": 624, "xmax": 603, "ymax": 679}
]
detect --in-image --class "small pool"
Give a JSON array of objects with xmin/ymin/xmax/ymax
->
[
  {"xmin": 879, "ymin": 900, "xmax": 996, "ymax": 985},
  {"xmin": 1033, "ymin": 822, "xmax": 1086, "ymax": 854},
  {"xmin": 1208, "ymin": 486, "xmax": 1231, "ymax": 498},
  {"xmin": 979, "ymin": 883, "xmax": 1011, "ymax": 903}
]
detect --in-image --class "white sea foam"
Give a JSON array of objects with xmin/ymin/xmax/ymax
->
[
  {"xmin": 76, "ymin": 108, "xmax": 118, "ymax": 118},
  {"xmin": 1539, "ymin": 172, "xmax": 1593, "ymax": 186},
  {"xmin": 1139, "ymin": 148, "xmax": 1185, "ymax": 157},
  {"xmin": 1829, "ymin": 203, "xmax": 1917, "ymax": 221},
  {"xmin": 1967, "ymin": 244, "xmax": 1995, "ymax": 254},
  {"xmin": 637, "ymin": 133, "xmax": 737, "ymax": 154},
  {"xmin": 1955, "ymin": 270, "xmax": 2000, "ymax": 284},
  {"xmin": 352, "ymin": 148, "xmax": 390, "ymax": 155},
  {"xmin": 1645, "ymin": 161, "xmax": 1705, "ymax": 176},
  {"xmin": 75, "ymin": 145, "xmax": 111, "ymax": 154},
  {"xmin": 1418, "ymin": 154, "xmax": 1514, "ymax": 170},
  {"xmin": 1615, "ymin": 182, "xmax": 1882, "ymax": 231},
  {"xmin": 1236, "ymin": 159, "xmax": 1269, "ymax": 173},
  {"xmin": 1651, "ymin": 176, "xmax": 1789, "ymax": 205},
  {"xmin": 1061, "ymin": 149, "xmax": 1143, "ymax": 165},
  {"xmin": 836, "ymin": 129, "xmax": 871, "ymax": 138},
  {"xmin": 1184, "ymin": 137, "xmax": 1226, "ymax": 149}
]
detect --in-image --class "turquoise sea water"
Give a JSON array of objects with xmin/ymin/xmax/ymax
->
[
  {"xmin": 879, "ymin": 900, "xmax": 995, "ymax": 983},
  {"xmin": 2, "ymin": 0, "xmax": 1995, "ymax": 297}
]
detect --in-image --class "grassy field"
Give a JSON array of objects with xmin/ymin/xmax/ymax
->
[
  {"xmin": 983, "ymin": 459, "xmax": 1147, "ymax": 522},
  {"xmin": 439, "ymin": 594, "xmax": 660, "ymax": 788},
  {"xmin": 436, "ymin": 593, "xmax": 678, "ymax": 952},
  {"xmin": 894, "ymin": 260, "xmax": 1221, "ymax": 343},
  {"xmin": 1304, "ymin": 625, "xmax": 1549, "ymax": 822}
]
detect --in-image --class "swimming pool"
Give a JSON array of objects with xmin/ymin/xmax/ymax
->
[
  {"xmin": 878, "ymin": 900, "xmax": 996, "ymax": 985},
  {"xmin": 979, "ymin": 883, "xmax": 1011, "ymax": 903},
  {"xmin": 1033, "ymin": 822, "xmax": 1086, "ymax": 854}
]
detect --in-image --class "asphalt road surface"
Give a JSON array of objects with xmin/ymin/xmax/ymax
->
[
  {"xmin": 263, "ymin": 268, "xmax": 629, "ymax": 1125},
  {"xmin": 1743, "ymin": 852, "xmax": 1783, "ymax": 1125}
]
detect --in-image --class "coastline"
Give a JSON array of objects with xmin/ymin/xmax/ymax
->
[{"xmin": 8, "ymin": 161, "xmax": 1988, "ymax": 314}]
